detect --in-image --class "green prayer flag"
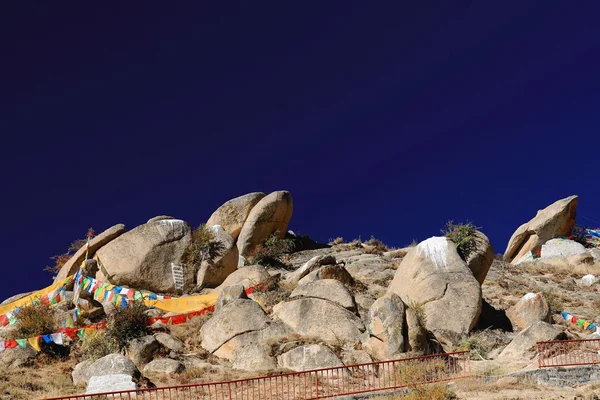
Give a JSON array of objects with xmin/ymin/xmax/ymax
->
[
  {"xmin": 134, "ymin": 291, "xmax": 143, "ymax": 301},
  {"xmin": 577, "ymin": 319, "xmax": 584, "ymax": 327},
  {"xmin": 77, "ymin": 329, "xmax": 84, "ymax": 339},
  {"xmin": 16, "ymin": 339, "xmax": 26, "ymax": 348}
]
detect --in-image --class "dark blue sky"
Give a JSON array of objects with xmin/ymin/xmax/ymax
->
[{"xmin": 2, "ymin": 2, "xmax": 599, "ymax": 298}]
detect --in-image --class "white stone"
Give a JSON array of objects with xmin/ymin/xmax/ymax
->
[
  {"xmin": 581, "ymin": 274, "xmax": 598, "ymax": 287},
  {"xmin": 86, "ymin": 374, "xmax": 136, "ymax": 394}
]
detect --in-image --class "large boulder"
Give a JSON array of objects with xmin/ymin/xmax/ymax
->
[
  {"xmin": 540, "ymin": 238, "xmax": 589, "ymax": 260},
  {"xmin": 278, "ymin": 344, "xmax": 344, "ymax": 372},
  {"xmin": 365, "ymin": 293, "xmax": 406, "ymax": 359},
  {"xmin": 290, "ymin": 279, "xmax": 356, "ymax": 311},
  {"xmin": 207, "ymin": 192, "xmax": 266, "ymax": 240},
  {"xmin": 55, "ymin": 224, "xmax": 126, "ymax": 281},
  {"xmin": 200, "ymin": 299, "xmax": 270, "ymax": 353},
  {"xmin": 498, "ymin": 321, "xmax": 565, "ymax": 359},
  {"xmin": 504, "ymin": 196, "xmax": 578, "ymax": 263},
  {"xmin": 196, "ymin": 225, "xmax": 239, "ymax": 288},
  {"xmin": 506, "ymin": 293, "xmax": 550, "ymax": 330},
  {"xmin": 237, "ymin": 191, "xmax": 294, "ymax": 257},
  {"xmin": 94, "ymin": 219, "xmax": 192, "ymax": 293},
  {"xmin": 465, "ymin": 231, "xmax": 494, "ymax": 284},
  {"xmin": 285, "ymin": 255, "xmax": 337, "ymax": 285},
  {"xmin": 273, "ymin": 298, "xmax": 366, "ymax": 344},
  {"xmin": 213, "ymin": 320, "xmax": 291, "ymax": 361},
  {"xmin": 387, "ymin": 237, "xmax": 482, "ymax": 349},
  {"xmin": 75, "ymin": 354, "xmax": 141, "ymax": 385}
]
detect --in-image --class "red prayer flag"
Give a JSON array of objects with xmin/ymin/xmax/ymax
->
[
  {"xmin": 0, "ymin": 315, "xmax": 8, "ymax": 327},
  {"xmin": 5, "ymin": 340, "xmax": 17, "ymax": 349}
]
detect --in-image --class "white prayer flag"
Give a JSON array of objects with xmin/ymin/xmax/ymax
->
[{"xmin": 50, "ymin": 333, "xmax": 63, "ymax": 345}]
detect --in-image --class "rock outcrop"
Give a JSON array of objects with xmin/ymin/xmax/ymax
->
[
  {"xmin": 196, "ymin": 225, "xmax": 239, "ymax": 288},
  {"xmin": 213, "ymin": 265, "xmax": 272, "ymax": 291},
  {"xmin": 504, "ymin": 196, "xmax": 578, "ymax": 263},
  {"xmin": 128, "ymin": 335, "xmax": 160, "ymax": 366},
  {"xmin": 237, "ymin": 191, "xmax": 293, "ymax": 257},
  {"xmin": 540, "ymin": 239, "xmax": 589, "ymax": 260},
  {"xmin": 143, "ymin": 358, "xmax": 184, "ymax": 375},
  {"xmin": 207, "ymin": 192, "xmax": 266, "ymax": 240},
  {"xmin": 387, "ymin": 237, "xmax": 482, "ymax": 349},
  {"xmin": 74, "ymin": 354, "xmax": 141, "ymax": 385},
  {"xmin": 94, "ymin": 219, "xmax": 192, "ymax": 293},
  {"xmin": 55, "ymin": 224, "xmax": 126, "ymax": 281}
]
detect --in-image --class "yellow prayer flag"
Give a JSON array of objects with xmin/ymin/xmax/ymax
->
[{"xmin": 27, "ymin": 337, "xmax": 41, "ymax": 352}]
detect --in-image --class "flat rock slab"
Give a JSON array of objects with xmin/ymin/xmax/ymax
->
[{"xmin": 86, "ymin": 374, "xmax": 136, "ymax": 394}]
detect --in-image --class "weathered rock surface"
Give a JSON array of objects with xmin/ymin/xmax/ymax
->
[
  {"xmin": 154, "ymin": 333, "xmax": 184, "ymax": 353},
  {"xmin": 201, "ymin": 299, "xmax": 270, "ymax": 353},
  {"xmin": 278, "ymin": 344, "xmax": 344, "ymax": 372},
  {"xmin": 387, "ymin": 237, "xmax": 482, "ymax": 349},
  {"xmin": 499, "ymin": 321, "xmax": 565, "ymax": 359},
  {"xmin": 273, "ymin": 298, "xmax": 365, "ymax": 344},
  {"xmin": 0, "ymin": 347, "xmax": 36, "ymax": 369},
  {"xmin": 86, "ymin": 374, "xmax": 137, "ymax": 394},
  {"xmin": 237, "ymin": 191, "xmax": 293, "ymax": 257},
  {"xmin": 214, "ymin": 265, "xmax": 272, "ymax": 291},
  {"xmin": 128, "ymin": 335, "xmax": 160, "ymax": 366},
  {"xmin": 55, "ymin": 224, "xmax": 127, "ymax": 281},
  {"xmin": 197, "ymin": 225, "xmax": 239, "ymax": 288},
  {"xmin": 405, "ymin": 307, "xmax": 428, "ymax": 352},
  {"xmin": 506, "ymin": 293, "xmax": 550, "ymax": 330},
  {"xmin": 232, "ymin": 343, "xmax": 277, "ymax": 371},
  {"xmin": 143, "ymin": 358, "xmax": 184, "ymax": 375},
  {"xmin": 504, "ymin": 196, "xmax": 578, "ymax": 263},
  {"xmin": 365, "ymin": 293, "xmax": 406, "ymax": 358},
  {"xmin": 291, "ymin": 279, "xmax": 356, "ymax": 311},
  {"xmin": 540, "ymin": 239, "xmax": 589, "ymax": 260},
  {"xmin": 75, "ymin": 354, "xmax": 140, "ymax": 385},
  {"xmin": 147, "ymin": 215, "xmax": 175, "ymax": 223},
  {"xmin": 207, "ymin": 192, "xmax": 266, "ymax": 240},
  {"xmin": 95, "ymin": 219, "xmax": 192, "ymax": 293},
  {"xmin": 298, "ymin": 264, "xmax": 354, "ymax": 287},
  {"xmin": 466, "ymin": 231, "xmax": 495, "ymax": 284}
]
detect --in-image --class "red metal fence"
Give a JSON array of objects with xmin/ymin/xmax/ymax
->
[
  {"xmin": 537, "ymin": 338, "xmax": 600, "ymax": 368},
  {"xmin": 43, "ymin": 351, "xmax": 470, "ymax": 400}
]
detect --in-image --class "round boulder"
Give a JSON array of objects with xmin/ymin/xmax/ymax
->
[
  {"xmin": 506, "ymin": 293, "xmax": 550, "ymax": 330},
  {"xmin": 237, "ymin": 191, "xmax": 293, "ymax": 257},
  {"xmin": 206, "ymin": 192, "xmax": 266, "ymax": 240}
]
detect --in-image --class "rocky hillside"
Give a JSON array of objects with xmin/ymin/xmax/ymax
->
[{"xmin": 1, "ymin": 192, "xmax": 599, "ymax": 399}]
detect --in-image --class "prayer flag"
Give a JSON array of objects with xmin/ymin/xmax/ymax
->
[
  {"xmin": 0, "ymin": 341, "xmax": 4, "ymax": 352},
  {"xmin": 16, "ymin": 339, "xmax": 26, "ymax": 348},
  {"xmin": 51, "ymin": 333, "xmax": 63, "ymax": 345},
  {"xmin": 27, "ymin": 337, "xmax": 41, "ymax": 352},
  {"xmin": 42, "ymin": 335, "xmax": 52, "ymax": 343},
  {"xmin": 5, "ymin": 340, "xmax": 17, "ymax": 349}
]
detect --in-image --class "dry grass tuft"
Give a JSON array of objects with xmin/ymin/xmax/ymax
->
[{"xmin": 0, "ymin": 362, "xmax": 79, "ymax": 400}]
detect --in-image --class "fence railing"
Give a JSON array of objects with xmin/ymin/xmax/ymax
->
[
  {"xmin": 537, "ymin": 338, "xmax": 600, "ymax": 368},
  {"xmin": 43, "ymin": 351, "xmax": 470, "ymax": 400}
]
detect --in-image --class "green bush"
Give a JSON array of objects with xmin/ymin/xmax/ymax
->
[
  {"xmin": 441, "ymin": 221, "xmax": 479, "ymax": 260},
  {"xmin": 248, "ymin": 233, "xmax": 295, "ymax": 268},
  {"xmin": 105, "ymin": 301, "xmax": 150, "ymax": 349},
  {"xmin": 182, "ymin": 224, "xmax": 225, "ymax": 273},
  {"xmin": 80, "ymin": 330, "xmax": 119, "ymax": 360},
  {"xmin": 9, "ymin": 301, "xmax": 57, "ymax": 339}
]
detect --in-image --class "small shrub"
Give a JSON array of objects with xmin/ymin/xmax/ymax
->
[
  {"xmin": 105, "ymin": 301, "xmax": 150, "ymax": 349},
  {"xmin": 441, "ymin": 221, "xmax": 479, "ymax": 260},
  {"xmin": 44, "ymin": 230, "xmax": 94, "ymax": 274},
  {"xmin": 80, "ymin": 330, "xmax": 119, "ymax": 360},
  {"xmin": 396, "ymin": 359, "xmax": 455, "ymax": 400},
  {"xmin": 182, "ymin": 225, "xmax": 225, "ymax": 274},
  {"xmin": 541, "ymin": 289, "xmax": 563, "ymax": 314},
  {"xmin": 364, "ymin": 236, "xmax": 389, "ymax": 255},
  {"xmin": 409, "ymin": 301, "xmax": 427, "ymax": 330},
  {"xmin": 457, "ymin": 333, "xmax": 488, "ymax": 360},
  {"xmin": 9, "ymin": 301, "xmax": 57, "ymax": 339},
  {"xmin": 248, "ymin": 233, "xmax": 295, "ymax": 268},
  {"xmin": 329, "ymin": 237, "xmax": 344, "ymax": 245}
]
